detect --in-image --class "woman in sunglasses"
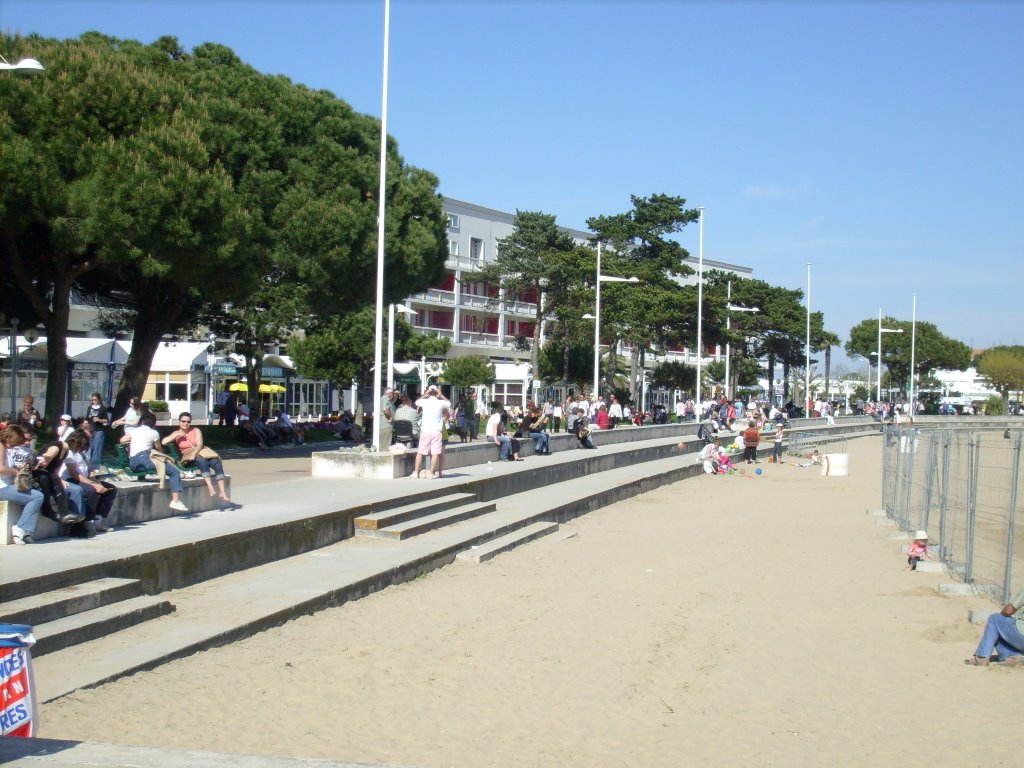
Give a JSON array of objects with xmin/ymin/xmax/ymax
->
[{"xmin": 162, "ymin": 413, "xmax": 232, "ymax": 504}]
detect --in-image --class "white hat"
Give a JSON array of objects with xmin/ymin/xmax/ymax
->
[
  {"xmin": 426, "ymin": 384, "xmax": 439, "ymax": 393},
  {"xmin": 914, "ymin": 530, "xmax": 928, "ymax": 540},
  {"xmin": 60, "ymin": 414, "xmax": 72, "ymax": 421}
]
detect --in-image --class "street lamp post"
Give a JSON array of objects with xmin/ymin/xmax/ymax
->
[
  {"xmin": 724, "ymin": 280, "xmax": 760, "ymax": 400},
  {"xmin": 387, "ymin": 302, "xmax": 418, "ymax": 389},
  {"xmin": 370, "ymin": 0, "xmax": 392, "ymax": 452},
  {"xmin": 695, "ymin": 207, "xmax": 704, "ymax": 409},
  {"xmin": 876, "ymin": 307, "xmax": 904, "ymax": 402},
  {"xmin": 909, "ymin": 294, "xmax": 917, "ymax": 415},
  {"xmin": 589, "ymin": 240, "xmax": 639, "ymax": 397},
  {"xmin": 805, "ymin": 262, "xmax": 811, "ymax": 413}
]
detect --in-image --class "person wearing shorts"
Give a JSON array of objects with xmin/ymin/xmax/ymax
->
[{"xmin": 413, "ymin": 385, "xmax": 450, "ymax": 479}]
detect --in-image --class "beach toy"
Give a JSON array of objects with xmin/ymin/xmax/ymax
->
[{"xmin": 755, "ymin": 468, "xmax": 763, "ymax": 476}]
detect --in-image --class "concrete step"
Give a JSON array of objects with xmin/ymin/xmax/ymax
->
[
  {"xmin": 354, "ymin": 492, "xmax": 477, "ymax": 531},
  {"xmin": 356, "ymin": 500, "xmax": 498, "ymax": 540},
  {"xmin": 456, "ymin": 521, "xmax": 559, "ymax": 563},
  {"xmin": 32, "ymin": 594, "xmax": 176, "ymax": 657},
  {"xmin": 0, "ymin": 577, "xmax": 143, "ymax": 627}
]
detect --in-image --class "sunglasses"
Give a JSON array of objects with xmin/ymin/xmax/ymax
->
[{"xmin": 179, "ymin": 419, "xmax": 192, "ymax": 424}]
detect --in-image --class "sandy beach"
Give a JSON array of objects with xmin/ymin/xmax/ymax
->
[{"xmin": 40, "ymin": 436, "xmax": 1019, "ymax": 767}]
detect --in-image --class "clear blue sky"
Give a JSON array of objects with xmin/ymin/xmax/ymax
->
[{"xmin": 4, "ymin": 0, "xmax": 1022, "ymax": 364}]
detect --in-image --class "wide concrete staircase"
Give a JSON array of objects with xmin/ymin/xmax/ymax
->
[{"xmin": 2, "ymin": 416, "xmax": 881, "ymax": 702}]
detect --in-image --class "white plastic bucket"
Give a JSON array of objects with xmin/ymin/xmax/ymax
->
[{"xmin": 820, "ymin": 453, "xmax": 849, "ymax": 476}]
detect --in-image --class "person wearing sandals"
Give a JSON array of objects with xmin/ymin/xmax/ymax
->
[
  {"xmin": 162, "ymin": 412, "xmax": 231, "ymax": 504},
  {"xmin": 964, "ymin": 586, "xmax": 1024, "ymax": 667}
]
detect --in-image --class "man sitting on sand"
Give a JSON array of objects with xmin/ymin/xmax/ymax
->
[{"xmin": 964, "ymin": 585, "xmax": 1024, "ymax": 666}]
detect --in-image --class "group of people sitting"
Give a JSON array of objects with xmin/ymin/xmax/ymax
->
[
  {"xmin": 2, "ymin": 392, "xmax": 233, "ymax": 546},
  {"xmin": 237, "ymin": 410, "xmax": 305, "ymax": 451},
  {"xmin": 484, "ymin": 404, "xmax": 555, "ymax": 461}
]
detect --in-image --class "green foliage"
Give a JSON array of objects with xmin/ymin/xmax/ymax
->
[
  {"xmin": 476, "ymin": 210, "xmax": 578, "ymax": 374},
  {"xmin": 146, "ymin": 400, "xmax": 169, "ymax": 413},
  {"xmin": 586, "ymin": 194, "xmax": 700, "ymax": 391},
  {"xmin": 845, "ymin": 318, "xmax": 972, "ymax": 391},
  {"xmin": 650, "ymin": 361, "xmax": 695, "ymax": 391},
  {"xmin": 537, "ymin": 341, "xmax": 591, "ymax": 386},
  {"xmin": 0, "ymin": 32, "xmax": 447, "ymax": 422},
  {"xmin": 977, "ymin": 346, "xmax": 1024, "ymax": 414},
  {"xmin": 982, "ymin": 395, "xmax": 1004, "ymax": 416},
  {"xmin": 441, "ymin": 356, "xmax": 496, "ymax": 387}
]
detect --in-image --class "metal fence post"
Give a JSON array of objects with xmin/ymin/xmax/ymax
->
[
  {"xmin": 965, "ymin": 432, "xmax": 980, "ymax": 584},
  {"xmin": 921, "ymin": 432, "xmax": 938, "ymax": 535},
  {"xmin": 1003, "ymin": 431, "xmax": 1022, "ymax": 602},
  {"xmin": 902, "ymin": 427, "xmax": 917, "ymax": 530},
  {"xmin": 939, "ymin": 430, "xmax": 952, "ymax": 562}
]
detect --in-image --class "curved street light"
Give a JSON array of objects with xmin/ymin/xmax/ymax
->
[
  {"xmin": 724, "ymin": 283, "xmax": 760, "ymax": 399},
  {"xmin": 0, "ymin": 55, "xmax": 44, "ymax": 73},
  {"xmin": 591, "ymin": 241, "xmax": 639, "ymax": 396},
  {"xmin": 876, "ymin": 308, "xmax": 904, "ymax": 401}
]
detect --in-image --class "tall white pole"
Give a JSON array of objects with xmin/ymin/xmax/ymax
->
[
  {"xmin": 909, "ymin": 293, "xmax": 917, "ymax": 414},
  {"xmin": 593, "ymin": 241, "xmax": 602, "ymax": 397},
  {"xmin": 876, "ymin": 307, "xmax": 883, "ymax": 402},
  {"xmin": 387, "ymin": 303, "xmax": 396, "ymax": 390},
  {"xmin": 695, "ymin": 207, "xmax": 704, "ymax": 410},
  {"xmin": 805, "ymin": 262, "xmax": 811, "ymax": 413},
  {"xmin": 724, "ymin": 280, "xmax": 731, "ymax": 400},
  {"xmin": 371, "ymin": 0, "xmax": 391, "ymax": 451}
]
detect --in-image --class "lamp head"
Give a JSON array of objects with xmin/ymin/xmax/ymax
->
[{"xmin": 0, "ymin": 56, "xmax": 44, "ymax": 73}]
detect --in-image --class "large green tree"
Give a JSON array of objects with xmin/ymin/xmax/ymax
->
[
  {"xmin": 977, "ymin": 346, "xmax": 1024, "ymax": 414},
  {"xmin": 475, "ymin": 210, "xmax": 578, "ymax": 377},
  {"xmin": 1, "ymin": 32, "xmax": 447, "ymax": 423},
  {"xmin": 845, "ymin": 317, "xmax": 972, "ymax": 394},
  {"xmin": 586, "ymin": 194, "xmax": 700, "ymax": 398}
]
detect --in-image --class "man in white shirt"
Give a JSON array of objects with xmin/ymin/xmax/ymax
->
[
  {"xmin": 128, "ymin": 412, "xmax": 189, "ymax": 512},
  {"xmin": 485, "ymin": 405, "xmax": 512, "ymax": 461},
  {"xmin": 413, "ymin": 386, "xmax": 450, "ymax": 478}
]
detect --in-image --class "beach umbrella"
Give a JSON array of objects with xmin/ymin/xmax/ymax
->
[
  {"xmin": 258, "ymin": 383, "xmax": 286, "ymax": 393},
  {"xmin": 228, "ymin": 382, "xmax": 248, "ymax": 392}
]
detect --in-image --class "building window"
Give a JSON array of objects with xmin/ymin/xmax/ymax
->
[
  {"xmin": 448, "ymin": 238, "xmax": 459, "ymax": 256},
  {"xmin": 446, "ymin": 213, "xmax": 460, "ymax": 230},
  {"xmin": 470, "ymin": 237, "xmax": 484, "ymax": 260}
]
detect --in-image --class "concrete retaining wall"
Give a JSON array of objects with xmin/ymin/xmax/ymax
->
[{"xmin": 2, "ymin": 476, "xmax": 232, "ymax": 546}]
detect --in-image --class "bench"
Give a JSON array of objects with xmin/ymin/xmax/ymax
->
[{"xmin": 2, "ymin": 471, "xmax": 233, "ymax": 545}]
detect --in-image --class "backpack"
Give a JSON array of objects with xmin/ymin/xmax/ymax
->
[{"xmin": 697, "ymin": 423, "xmax": 712, "ymax": 444}]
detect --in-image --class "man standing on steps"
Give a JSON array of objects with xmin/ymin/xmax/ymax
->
[
  {"xmin": 413, "ymin": 386, "xmax": 450, "ymax": 478},
  {"xmin": 378, "ymin": 388, "xmax": 397, "ymax": 451}
]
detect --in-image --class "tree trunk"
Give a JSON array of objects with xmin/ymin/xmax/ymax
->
[
  {"xmin": 767, "ymin": 353, "xmax": 776, "ymax": 403},
  {"xmin": 782, "ymin": 361, "xmax": 790, "ymax": 400},
  {"xmin": 42, "ymin": 274, "xmax": 75, "ymax": 425},
  {"xmin": 824, "ymin": 347, "xmax": 832, "ymax": 400},
  {"xmin": 562, "ymin": 341, "xmax": 570, "ymax": 388},
  {"xmin": 114, "ymin": 282, "xmax": 188, "ymax": 416},
  {"xmin": 629, "ymin": 345, "xmax": 640, "ymax": 402}
]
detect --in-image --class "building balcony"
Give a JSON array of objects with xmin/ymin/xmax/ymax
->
[
  {"xmin": 445, "ymin": 255, "xmax": 486, "ymax": 272},
  {"xmin": 408, "ymin": 288, "xmax": 456, "ymax": 305},
  {"xmin": 412, "ymin": 326, "xmax": 455, "ymax": 340}
]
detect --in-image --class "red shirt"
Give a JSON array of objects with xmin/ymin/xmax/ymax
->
[{"xmin": 743, "ymin": 427, "xmax": 760, "ymax": 447}]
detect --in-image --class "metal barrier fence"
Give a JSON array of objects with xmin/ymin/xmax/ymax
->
[
  {"xmin": 882, "ymin": 425, "xmax": 1023, "ymax": 602},
  {"xmin": 787, "ymin": 432, "xmax": 849, "ymax": 457}
]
